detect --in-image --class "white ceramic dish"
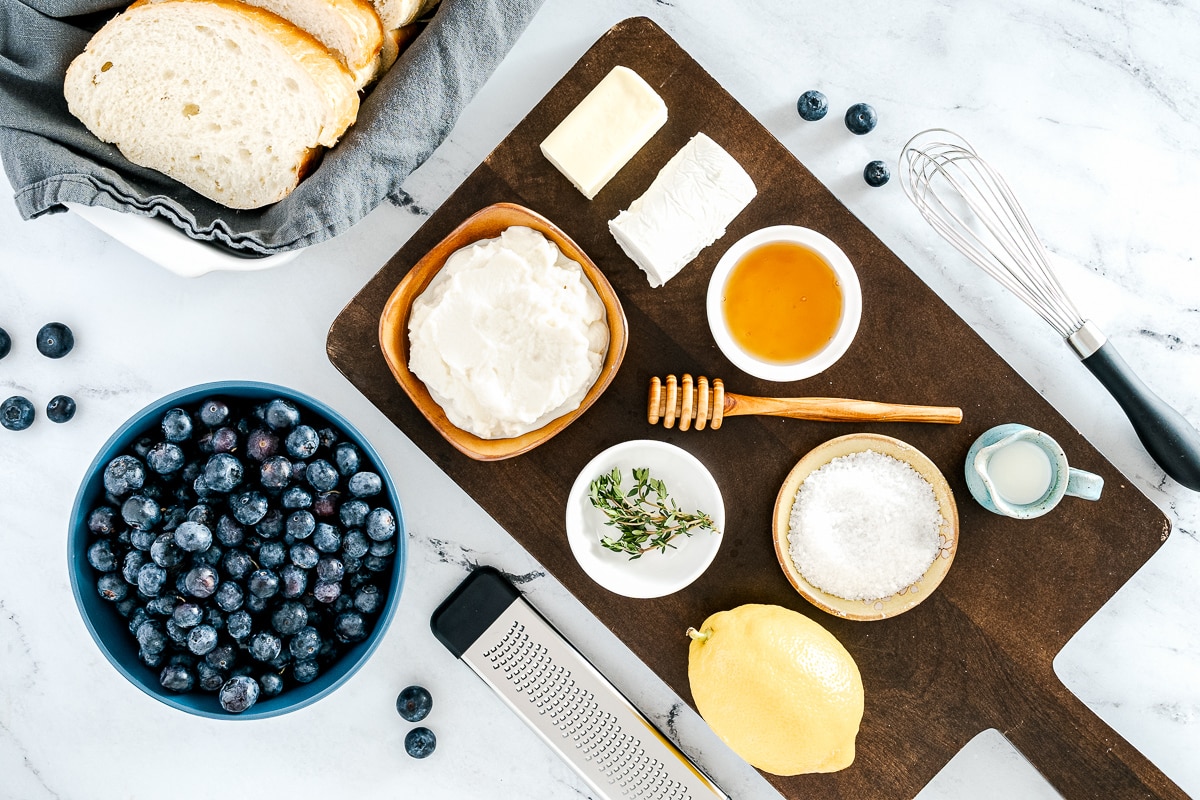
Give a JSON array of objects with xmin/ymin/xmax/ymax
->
[
  {"xmin": 565, "ymin": 440, "xmax": 724, "ymax": 599},
  {"xmin": 67, "ymin": 203, "xmax": 302, "ymax": 278},
  {"xmin": 706, "ymin": 225, "xmax": 862, "ymax": 382}
]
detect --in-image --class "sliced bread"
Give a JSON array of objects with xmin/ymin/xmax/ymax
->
[
  {"xmin": 64, "ymin": 0, "xmax": 360, "ymax": 209},
  {"xmin": 238, "ymin": 0, "xmax": 383, "ymax": 88},
  {"xmin": 370, "ymin": 0, "xmax": 436, "ymax": 33}
]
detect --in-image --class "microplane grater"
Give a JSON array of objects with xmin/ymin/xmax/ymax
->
[{"xmin": 431, "ymin": 567, "xmax": 727, "ymax": 800}]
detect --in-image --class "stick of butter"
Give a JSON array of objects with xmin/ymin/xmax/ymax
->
[
  {"xmin": 539, "ymin": 66, "xmax": 667, "ymax": 200},
  {"xmin": 608, "ymin": 133, "xmax": 757, "ymax": 287}
]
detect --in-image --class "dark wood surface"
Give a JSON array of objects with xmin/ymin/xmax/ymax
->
[{"xmin": 327, "ymin": 17, "xmax": 1181, "ymax": 799}]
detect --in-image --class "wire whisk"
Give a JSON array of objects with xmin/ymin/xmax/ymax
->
[{"xmin": 899, "ymin": 128, "xmax": 1200, "ymax": 490}]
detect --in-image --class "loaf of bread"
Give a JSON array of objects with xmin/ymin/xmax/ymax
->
[
  {"xmin": 63, "ymin": 0, "xmax": 360, "ymax": 210},
  {"xmin": 238, "ymin": 0, "xmax": 383, "ymax": 88},
  {"xmin": 369, "ymin": 0, "xmax": 435, "ymax": 30}
]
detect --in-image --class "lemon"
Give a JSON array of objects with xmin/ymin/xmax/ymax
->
[{"xmin": 686, "ymin": 604, "xmax": 864, "ymax": 776}]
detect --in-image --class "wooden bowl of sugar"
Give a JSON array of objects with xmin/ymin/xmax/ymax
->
[{"xmin": 772, "ymin": 433, "xmax": 959, "ymax": 621}]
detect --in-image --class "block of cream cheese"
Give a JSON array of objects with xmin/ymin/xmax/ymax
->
[
  {"xmin": 608, "ymin": 132, "xmax": 757, "ymax": 287},
  {"xmin": 539, "ymin": 66, "xmax": 668, "ymax": 200}
]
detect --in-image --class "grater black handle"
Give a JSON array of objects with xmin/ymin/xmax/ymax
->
[{"xmin": 431, "ymin": 567, "xmax": 521, "ymax": 659}]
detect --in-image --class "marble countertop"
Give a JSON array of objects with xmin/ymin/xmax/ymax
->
[{"xmin": 2, "ymin": 0, "xmax": 1199, "ymax": 797}]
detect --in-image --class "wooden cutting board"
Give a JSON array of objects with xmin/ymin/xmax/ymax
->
[{"xmin": 327, "ymin": 17, "xmax": 1181, "ymax": 799}]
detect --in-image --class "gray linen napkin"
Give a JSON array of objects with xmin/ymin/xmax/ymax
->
[{"xmin": 0, "ymin": 0, "xmax": 543, "ymax": 254}]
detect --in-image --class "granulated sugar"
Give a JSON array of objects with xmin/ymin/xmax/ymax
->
[{"xmin": 788, "ymin": 449, "xmax": 945, "ymax": 601}]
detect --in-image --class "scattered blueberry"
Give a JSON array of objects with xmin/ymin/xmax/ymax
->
[
  {"xmin": 404, "ymin": 727, "xmax": 436, "ymax": 759},
  {"xmin": 864, "ymin": 159, "xmax": 891, "ymax": 187},
  {"xmin": 396, "ymin": 685, "xmax": 433, "ymax": 722},
  {"xmin": 796, "ymin": 90, "xmax": 829, "ymax": 122},
  {"xmin": 0, "ymin": 327, "xmax": 9, "ymax": 360},
  {"xmin": 218, "ymin": 675, "xmax": 260, "ymax": 713},
  {"xmin": 35, "ymin": 322, "xmax": 74, "ymax": 358},
  {"xmin": 844, "ymin": 102, "xmax": 878, "ymax": 135},
  {"xmin": 46, "ymin": 395, "xmax": 77, "ymax": 424},
  {"xmin": 1, "ymin": 396, "xmax": 35, "ymax": 431}
]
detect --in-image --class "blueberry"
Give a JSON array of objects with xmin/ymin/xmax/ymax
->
[
  {"xmin": 172, "ymin": 602, "xmax": 204, "ymax": 628},
  {"xmin": 305, "ymin": 459, "xmax": 339, "ymax": 492},
  {"xmin": 334, "ymin": 611, "xmax": 367, "ymax": 643},
  {"xmin": 203, "ymin": 453, "xmax": 243, "ymax": 493},
  {"xmin": 86, "ymin": 539, "xmax": 118, "ymax": 572},
  {"xmin": 174, "ymin": 520, "xmax": 213, "ymax": 552},
  {"xmin": 247, "ymin": 569, "xmax": 279, "ymax": 599},
  {"xmin": 136, "ymin": 621, "xmax": 166, "ymax": 654},
  {"xmin": 255, "ymin": 509, "xmax": 285, "ymax": 539},
  {"xmin": 187, "ymin": 624, "xmax": 219, "ymax": 656},
  {"xmin": 279, "ymin": 564, "xmax": 308, "ymax": 598},
  {"xmin": 187, "ymin": 504, "xmax": 215, "ymax": 525},
  {"xmin": 396, "ymin": 685, "xmax": 432, "ymax": 722},
  {"xmin": 121, "ymin": 495, "xmax": 161, "ymax": 531},
  {"xmin": 337, "ymin": 500, "xmax": 367, "ymax": 530},
  {"xmin": 863, "ymin": 159, "xmax": 890, "ymax": 187},
  {"xmin": 230, "ymin": 491, "xmax": 269, "ymax": 525},
  {"xmin": 150, "ymin": 532, "xmax": 184, "ymax": 568},
  {"xmin": 219, "ymin": 675, "xmax": 260, "ymax": 713},
  {"xmin": 313, "ymin": 581, "xmax": 341, "ymax": 604},
  {"xmin": 347, "ymin": 471, "xmax": 381, "ymax": 498},
  {"xmin": 161, "ymin": 408, "xmax": 193, "ymax": 442},
  {"xmin": 365, "ymin": 508, "xmax": 396, "ymax": 542},
  {"xmin": 334, "ymin": 442, "xmax": 361, "ymax": 476},
  {"xmin": 142, "ymin": 443, "xmax": 182, "ymax": 476},
  {"xmin": 121, "ymin": 550, "xmax": 146, "ymax": 584},
  {"xmin": 145, "ymin": 595, "xmax": 179, "ymax": 617},
  {"xmin": 796, "ymin": 89, "xmax": 829, "ymax": 122},
  {"xmin": 312, "ymin": 523, "xmax": 340, "ymax": 553},
  {"xmin": 404, "ymin": 727, "xmax": 436, "ymax": 759},
  {"xmin": 46, "ymin": 395, "xmax": 77, "ymax": 424},
  {"xmin": 206, "ymin": 644, "xmax": 237, "ymax": 671},
  {"xmin": 102, "ymin": 455, "xmax": 145, "ymax": 496},
  {"xmin": 259, "ymin": 455, "xmax": 292, "ymax": 489},
  {"xmin": 353, "ymin": 585, "xmax": 382, "ymax": 615},
  {"xmin": 369, "ymin": 539, "xmax": 395, "ymax": 558},
  {"xmin": 272, "ymin": 601, "xmax": 308, "ymax": 636},
  {"xmin": 197, "ymin": 661, "xmax": 226, "ymax": 692},
  {"xmin": 285, "ymin": 425, "xmax": 319, "ymax": 459},
  {"xmin": 210, "ymin": 427, "xmax": 239, "ymax": 454},
  {"xmin": 222, "ymin": 548, "xmax": 254, "ymax": 580},
  {"xmin": 342, "ymin": 528, "xmax": 370, "ymax": 559},
  {"xmin": 286, "ymin": 510, "xmax": 316, "ymax": 540},
  {"xmin": 248, "ymin": 631, "xmax": 282, "ymax": 662},
  {"xmin": 246, "ymin": 429, "xmax": 279, "ymax": 462},
  {"xmin": 289, "ymin": 626, "xmax": 321, "ymax": 660},
  {"xmin": 292, "ymin": 659, "xmax": 321, "ymax": 684},
  {"xmin": 35, "ymin": 322, "xmax": 74, "ymax": 358},
  {"xmin": 215, "ymin": 581, "xmax": 244, "ymax": 612},
  {"xmin": 215, "ymin": 515, "xmax": 245, "ymax": 547},
  {"xmin": 0, "ymin": 327, "xmax": 9, "ymax": 360},
  {"xmin": 137, "ymin": 563, "xmax": 168, "ymax": 596},
  {"xmin": 312, "ymin": 492, "xmax": 338, "ymax": 519},
  {"xmin": 259, "ymin": 672, "xmax": 284, "ymax": 697},
  {"xmin": 227, "ymin": 610, "xmax": 253, "ymax": 641},
  {"xmin": 317, "ymin": 556, "xmax": 344, "ymax": 583},
  {"xmin": 1, "ymin": 396, "xmax": 35, "ymax": 431},
  {"xmin": 363, "ymin": 555, "xmax": 391, "ymax": 573},
  {"xmin": 198, "ymin": 398, "xmax": 230, "ymax": 427},
  {"xmin": 264, "ymin": 399, "xmax": 301, "ymax": 431},
  {"xmin": 160, "ymin": 664, "xmax": 195, "ymax": 693},
  {"xmin": 317, "ymin": 427, "xmax": 340, "ymax": 450},
  {"xmin": 184, "ymin": 564, "xmax": 219, "ymax": 598},
  {"xmin": 254, "ymin": 540, "xmax": 283, "ymax": 569},
  {"xmin": 844, "ymin": 102, "xmax": 877, "ymax": 135},
  {"xmin": 88, "ymin": 506, "xmax": 119, "ymax": 536},
  {"xmin": 289, "ymin": 543, "xmax": 319, "ymax": 570},
  {"xmin": 280, "ymin": 486, "xmax": 312, "ymax": 510}
]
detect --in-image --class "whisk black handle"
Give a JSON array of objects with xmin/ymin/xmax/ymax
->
[{"xmin": 1081, "ymin": 341, "xmax": 1200, "ymax": 491}]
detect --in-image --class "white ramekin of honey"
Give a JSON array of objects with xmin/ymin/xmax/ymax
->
[{"xmin": 706, "ymin": 225, "xmax": 862, "ymax": 382}]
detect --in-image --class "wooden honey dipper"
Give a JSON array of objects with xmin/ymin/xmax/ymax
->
[{"xmin": 647, "ymin": 375, "xmax": 963, "ymax": 431}]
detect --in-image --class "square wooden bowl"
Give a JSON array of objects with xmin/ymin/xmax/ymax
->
[
  {"xmin": 772, "ymin": 433, "xmax": 959, "ymax": 621},
  {"xmin": 378, "ymin": 202, "xmax": 628, "ymax": 461}
]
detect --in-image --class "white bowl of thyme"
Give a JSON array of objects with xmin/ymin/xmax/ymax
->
[{"xmin": 565, "ymin": 440, "xmax": 724, "ymax": 598}]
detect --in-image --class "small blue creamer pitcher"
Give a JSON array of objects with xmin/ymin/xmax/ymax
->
[{"xmin": 965, "ymin": 423, "xmax": 1104, "ymax": 519}]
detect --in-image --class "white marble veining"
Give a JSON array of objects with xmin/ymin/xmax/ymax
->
[{"xmin": 2, "ymin": 0, "xmax": 1199, "ymax": 797}]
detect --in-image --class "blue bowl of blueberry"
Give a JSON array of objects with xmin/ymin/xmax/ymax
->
[{"xmin": 68, "ymin": 381, "xmax": 406, "ymax": 718}]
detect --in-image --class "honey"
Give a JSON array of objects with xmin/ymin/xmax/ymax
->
[{"xmin": 721, "ymin": 241, "xmax": 843, "ymax": 364}]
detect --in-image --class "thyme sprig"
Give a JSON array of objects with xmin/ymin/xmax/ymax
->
[{"xmin": 588, "ymin": 467, "xmax": 717, "ymax": 560}]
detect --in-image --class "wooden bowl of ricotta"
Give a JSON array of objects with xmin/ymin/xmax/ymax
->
[
  {"xmin": 378, "ymin": 202, "xmax": 628, "ymax": 461},
  {"xmin": 772, "ymin": 433, "xmax": 959, "ymax": 621}
]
